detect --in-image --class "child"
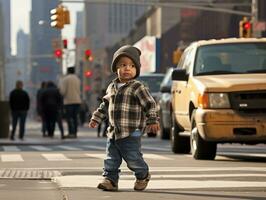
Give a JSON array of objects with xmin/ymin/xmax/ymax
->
[{"xmin": 88, "ymin": 45, "xmax": 160, "ymax": 191}]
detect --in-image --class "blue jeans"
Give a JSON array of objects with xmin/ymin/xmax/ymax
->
[
  {"xmin": 64, "ymin": 104, "xmax": 80, "ymax": 136},
  {"xmin": 103, "ymin": 130, "xmax": 149, "ymax": 184},
  {"xmin": 10, "ymin": 110, "xmax": 27, "ymax": 139}
]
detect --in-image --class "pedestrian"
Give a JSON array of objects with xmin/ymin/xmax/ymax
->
[
  {"xmin": 59, "ymin": 67, "xmax": 81, "ymax": 138},
  {"xmin": 36, "ymin": 81, "xmax": 47, "ymax": 137},
  {"xmin": 89, "ymin": 45, "xmax": 160, "ymax": 191},
  {"xmin": 9, "ymin": 80, "xmax": 30, "ymax": 140},
  {"xmin": 40, "ymin": 81, "xmax": 63, "ymax": 138}
]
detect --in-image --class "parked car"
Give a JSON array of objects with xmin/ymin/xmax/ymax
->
[
  {"xmin": 137, "ymin": 73, "xmax": 164, "ymax": 103},
  {"xmin": 171, "ymin": 38, "xmax": 266, "ymax": 160},
  {"xmin": 158, "ymin": 68, "xmax": 173, "ymax": 140},
  {"xmin": 137, "ymin": 73, "xmax": 164, "ymax": 137}
]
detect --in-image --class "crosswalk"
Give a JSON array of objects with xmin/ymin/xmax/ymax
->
[
  {"xmin": 53, "ymin": 166, "xmax": 266, "ymax": 190},
  {"xmin": 0, "ymin": 153, "xmax": 174, "ymax": 162},
  {"xmin": 0, "ymin": 144, "xmax": 171, "ymax": 152},
  {"xmin": 0, "ymin": 145, "xmax": 106, "ymax": 152}
]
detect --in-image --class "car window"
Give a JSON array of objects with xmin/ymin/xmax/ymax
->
[
  {"xmin": 137, "ymin": 75, "xmax": 164, "ymax": 93},
  {"xmin": 194, "ymin": 42, "xmax": 266, "ymax": 75},
  {"xmin": 178, "ymin": 47, "xmax": 194, "ymax": 74},
  {"xmin": 161, "ymin": 68, "xmax": 173, "ymax": 87}
]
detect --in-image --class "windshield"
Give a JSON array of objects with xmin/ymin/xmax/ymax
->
[
  {"xmin": 137, "ymin": 75, "xmax": 164, "ymax": 93},
  {"xmin": 194, "ymin": 43, "xmax": 266, "ymax": 76}
]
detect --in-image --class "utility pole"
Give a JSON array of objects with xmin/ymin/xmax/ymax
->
[{"xmin": 251, "ymin": 0, "xmax": 260, "ymax": 37}]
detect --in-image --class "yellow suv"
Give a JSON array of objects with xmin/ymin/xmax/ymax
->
[{"xmin": 171, "ymin": 38, "xmax": 266, "ymax": 160}]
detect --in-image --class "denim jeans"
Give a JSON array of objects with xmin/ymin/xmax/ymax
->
[
  {"xmin": 64, "ymin": 104, "xmax": 80, "ymax": 136},
  {"xmin": 103, "ymin": 130, "xmax": 149, "ymax": 184},
  {"xmin": 10, "ymin": 110, "xmax": 27, "ymax": 139}
]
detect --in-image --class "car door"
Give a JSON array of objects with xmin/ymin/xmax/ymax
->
[{"xmin": 172, "ymin": 47, "xmax": 195, "ymax": 130}]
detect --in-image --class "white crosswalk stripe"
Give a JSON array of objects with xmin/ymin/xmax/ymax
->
[
  {"xmin": 42, "ymin": 153, "xmax": 71, "ymax": 161},
  {"xmin": 1, "ymin": 154, "xmax": 24, "ymax": 162},
  {"xmin": 84, "ymin": 153, "xmax": 172, "ymax": 160},
  {"xmin": 53, "ymin": 166, "xmax": 266, "ymax": 190}
]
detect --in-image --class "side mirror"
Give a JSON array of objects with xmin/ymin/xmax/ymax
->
[
  {"xmin": 160, "ymin": 85, "xmax": 171, "ymax": 93},
  {"xmin": 172, "ymin": 69, "xmax": 188, "ymax": 81}
]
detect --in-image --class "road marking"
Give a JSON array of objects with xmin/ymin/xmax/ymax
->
[
  {"xmin": 142, "ymin": 146, "xmax": 170, "ymax": 151},
  {"xmin": 29, "ymin": 145, "xmax": 52, "ymax": 151},
  {"xmin": 84, "ymin": 145, "xmax": 106, "ymax": 150},
  {"xmin": 144, "ymin": 154, "xmax": 173, "ymax": 160},
  {"xmin": 53, "ymin": 175, "xmax": 266, "ymax": 189},
  {"xmin": 85, "ymin": 153, "xmax": 106, "ymax": 159},
  {"xmin": 218, "ymin": 152, "xmax": 266, "ymax": 158},
  {"xmin": 2, "ymin": 146, "xmax": 20, "ymax": 152},
  {"xmin": 1, "ymin": 154, "xmax": 24, "ymax": 162},
  {"xmin": 84, "ymin": 153, "xmax": 173, "ymax": 160},
  {"xmin": 42, "ymin": 154, "xmax": 71, "ymax": 161},
  {"xmin": 57, "ymin": 145, "xmax": 82, "ymax": 151}
]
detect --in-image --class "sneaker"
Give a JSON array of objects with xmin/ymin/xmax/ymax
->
[
  {"xmin": 134, "ymin": 173, "xmax": 151, "ymax": 191},
  {"xmin": 97, "ymin": 178, "xmax": 118, "ymax": 191}
]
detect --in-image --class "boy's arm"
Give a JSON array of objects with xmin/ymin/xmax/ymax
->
[
  {"xmin": 90, "ymin": 100, "xmax": 108, "ymax": 125},
  {"xmin": 135, "ymin": 84, "xmax": 158, "ymax": 125}
]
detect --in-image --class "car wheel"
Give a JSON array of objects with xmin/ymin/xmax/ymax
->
[
  {"xmin": 190, "ymin": 111, "xmax": 217, "ymax": 160},
  {"xmin": 170, "ymin": 113, "xmax": 190, "ymax": 154}
]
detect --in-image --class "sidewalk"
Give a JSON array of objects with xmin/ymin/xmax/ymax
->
[{"xmin": 0, "ymin": 120, "xmax": 98, "ymax": 145}]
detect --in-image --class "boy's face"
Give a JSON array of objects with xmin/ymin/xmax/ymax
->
[{"xmin": 116, "ymin": 56, "xmax": 137, "ymax": 83}]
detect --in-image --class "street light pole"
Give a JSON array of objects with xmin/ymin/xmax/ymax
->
[{"xmin": 251, "ymin": 0, "xmax": 260, "ymax": 37}]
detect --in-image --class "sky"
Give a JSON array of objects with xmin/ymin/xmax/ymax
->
[{"xmin": 11, "ymin": 0, "xmax": 83, "ymax": 55}]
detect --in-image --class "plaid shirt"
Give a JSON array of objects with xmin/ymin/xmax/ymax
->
[{"xmin": 92, "ymin": 78, "xmax": 158, "ymax": 139}]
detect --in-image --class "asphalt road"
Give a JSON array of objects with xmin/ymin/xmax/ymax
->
[{"xmin": 0, "ymin": 134, "xmax": 266, "ymax": 200}]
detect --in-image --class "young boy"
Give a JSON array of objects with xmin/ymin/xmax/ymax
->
[{"xmin": 89, "ymin": 45, "xmax": 160, "ymax": 191}]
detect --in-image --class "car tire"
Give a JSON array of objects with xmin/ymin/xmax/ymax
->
[
  {"xmin": 190, "ymin": 111, "xmax": 217, "ymax": 160},
  {"xmin": 170, "ymin": 113, "xmax": 190, "ymax": 154}
]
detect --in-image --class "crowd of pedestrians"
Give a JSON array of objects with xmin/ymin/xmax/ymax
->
[{"xmin": 8, "ymin": 66, "xmax": 90, "ymax": 140}]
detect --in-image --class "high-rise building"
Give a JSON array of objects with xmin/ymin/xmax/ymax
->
[
  {"xmin": 30, "ymin": 0, "xmax": 61, "ymax": 94},
  {"xmin": 0, "ymin": 0, "xmax": 11, "ymax": 99},
  {"xmin": 84, "ymin": 2, "xmax": 147, "ymax": 50}
]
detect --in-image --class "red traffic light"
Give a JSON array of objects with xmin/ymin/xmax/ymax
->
[
  {"xmin": 243, "ymin": 22, "xmax": 251, "ymax": 30},
  {"xmin": 84, "ymin": 85, "xmax": 91, "ymax": 91},
  {"xmin": 54, "ymin": 49, "xmax": 63, "ymax": 58},
  {"xmin": 63, "ymin": 39, "xmax": 68, "ymax": 49},
  {"xmin": 85, "ymin": 49, "xmax": 91, "ymax": 56},
  {"xmin": 84, "ymin": 70, "xmax": 92, "ymax": 77}
]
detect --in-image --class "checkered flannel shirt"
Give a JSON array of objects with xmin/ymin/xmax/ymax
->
[{"xmin": 91, "ymin": 78, "xmax": 158, "ymax": 139}]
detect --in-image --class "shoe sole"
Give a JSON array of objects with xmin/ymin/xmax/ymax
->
[
  {"xmin": 97, "ymin": 183, "xmax": 118, "ymax": 191},
  {"xmin": 134, "ymin": 174, "xmax": 151, "ymax": 191}
]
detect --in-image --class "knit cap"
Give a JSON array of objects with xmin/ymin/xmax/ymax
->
[{"xmin": 111, "ymin": 45, "xmax": 141, "ymax": 78}]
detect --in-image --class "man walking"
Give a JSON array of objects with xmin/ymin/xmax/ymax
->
[
  {"xmin": 9, "ymin": 80, "xmax": 30, "ymax": 140},
  {"xmin": 59, "ymin": 67, "xmax": 81, "ymax": 138}
]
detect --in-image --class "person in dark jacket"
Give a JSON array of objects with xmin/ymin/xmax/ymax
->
[
  {"xmin": 9, "ymin": 80, "xmax": 30, "ymax": 140},
  {"xmin": 40, "ymin": 81, "xmax": 63, "ymax": 138},
  {"xmin": 36, "ymin": 81, "xmax": 47, "ymax": 137}
]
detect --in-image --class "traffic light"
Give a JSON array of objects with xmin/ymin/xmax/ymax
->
[
  {"xmin": 84, "ymin": 70, "xmax": 93, "ymax": 78},
  {"xmin": 239, "ymin": 17, "xmax": 252, "ymax": 38},
  {"xmin": 85, "ymin": 49, "xmax": 92, "ymax": 60},
  {"xmin": 50, "ymin": 5, "xmax": 70, "ymax": 29},
  {"xmin": 54, "ymin": 49, "xmax": 63, "ymax": 58},
  {"xmin": 63, "ymin": 39, "xmax": 68, "ymax": 49}
]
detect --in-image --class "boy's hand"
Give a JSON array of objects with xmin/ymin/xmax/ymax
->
[
  {"xmin": 88, "ymin": 120, "xmax": 98, "ymax": 128},
  {"xmin": 146, "ymin": 123, "xmax": 160, "ymax": 133}
]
